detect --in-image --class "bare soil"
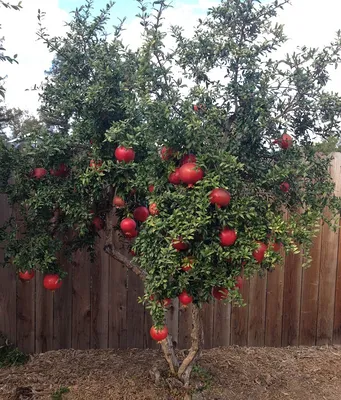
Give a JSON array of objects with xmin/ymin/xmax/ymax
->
[{"xmin": 1, "ymin": 346, "xmax": 341, "ymax": 400}]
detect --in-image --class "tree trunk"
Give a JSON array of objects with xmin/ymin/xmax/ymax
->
[{"xmin": 177, "ymin": 304, "xmax": 204, "ymax": 387}]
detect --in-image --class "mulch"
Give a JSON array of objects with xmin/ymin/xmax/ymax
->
[{"xmin": 1, "ymin": 346, "xmax": 341, "ymax": 399}]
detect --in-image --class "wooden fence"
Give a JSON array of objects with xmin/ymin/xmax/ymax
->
[{"xmin": 1, "ymin": 154, "xmax": 341, "ymax": 354}]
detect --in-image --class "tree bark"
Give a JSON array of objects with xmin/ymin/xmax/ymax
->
[
  {"xmin": 177, "ymin": 304, "xmax": 204, "ymax": 387},
  {"xmin": 160, "ymin": 335, "xmax": 179, "ymax": 375}
]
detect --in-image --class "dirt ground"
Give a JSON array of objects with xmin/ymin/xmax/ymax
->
[{"xmin": 1, "ymin": 346, "xmax": 341, "ymax": 400}]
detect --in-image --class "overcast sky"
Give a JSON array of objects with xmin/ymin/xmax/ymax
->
[{"xmin": 1, "ymin": 0, "xmax": 341, "ymax": 114}]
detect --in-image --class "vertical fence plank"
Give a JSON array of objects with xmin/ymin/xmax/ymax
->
[
  {"xmin": 53, "ymin": 257, "xmax": 72, "ymax": 350},
  {"xmin": 126, "ymin": 270, "xmax": 144, "ymax": 348},
  {"xmin": 333, "ymin": 217, "xmax": 341, "ymax": 344},
  {"xmin": 0, "ymin": 262, "xmax": 16, "ymax": 345},
  {"xmin": 166, "ymin": 298, "xmax": 179, "ymax": 349},
  {"xmin": 35, "ymin": 271, "xmax": 53, "ymax": 353},
  {"xmin": 299, "ymin": 225, "xmax": 322, "ymax": 345},
  {"xmin": 248, "ymin": 274, "xmax": 267, "ymax": 346},
  {"xmin": 231, "ymin": 279, "xmax": 250, "ymax": 346},
  {"xmin": 178, "ymin": 304, "xmax": 192, "ymax": 349},
  {"xmin": 213, "ymin": 302, "xmax": 231, "ymax": 347},
  {"xmin": 91, "ymin": 234, "xmax": 109, "ymax": 349},
  {"xmin": 202, "ymin": 303, "xmax": 214, "ymax": 349},
  {"xmin": 16, "ymin": 279, "xmax": 35, "ymax": 353},
  {"xmin": 317, "ymin": 154, "xmax": 341, "ymax": 345},
  {"xmin": 72, "ymin": 250, "xmax": 91, "ymax": 349},
  {"xmin": 282, "ymin": 251, "xmax": 303, "ymax": 346}
]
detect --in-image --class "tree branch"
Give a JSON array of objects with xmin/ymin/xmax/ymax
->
[{"xmin": 160, "ymin": 335, "xmax": 179, "ymax": 375}]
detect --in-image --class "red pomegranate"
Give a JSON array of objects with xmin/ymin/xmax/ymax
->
[
  {"xmin": 92, "ymin": 216, "xmax": 104, "ymax": 231},
  {"xmin": 180, "ymin": 154, "xmax": 197, "ymax": 165},
  {"xmin": 168, "ymin": 168, "xmax": 181, "ymax": 185},
  {"xmin": 212, "ymin": 287, "xmax": 229, "ymax": 300},
  {"xmin": 210, "ymin": 188, "xmax": 231, "ymax": 207},
  {"xmin": 178, "ymin": 290, "xmax": 193, "ymax": 305},
  {"xmin": 235, "ymin": 276, "xmax": 243, "ymax": 290},
  {"xmin": 271, "ymin": 241, "xmax": 282, "ymax": 252},
  {"xmin": 113, "ymin": 196, "xmax": 125, "ymax": 208},
  {"xmin": 125, "ymin": 229, "xmax": 138, "ymax": 239},
  {"xmin": 149, "ymin": 203, "xmax": 159, "ymax": 216},
  {"xmin": 50, "ymin": 163, "xmax": 68, "ymax": 177},
  {"xmin": 279, "ymin": 133, "xmax": 293, "ymax": 149},
  {"xmin": 114, "ymin": 146, "xmax": 135, "ymax": 163},
  {"xmin": 150, "ymin": 325, "xmax": 168, "ymax": 342},
  {"xmin": 148, "ymin": 185, "xmax": 155, "ymax": 193},
  {"xmin": 220, "ymin": 228, "xmax": 237, "ymax": 246},
  {"xmin": 130, "ymin": 249, "xmax": 136, "ymax": 256},
  {"xmin": 280, "ymin": 182, "xmax": 290, "ymax": 193},
  {"xmin": 181, "ymin": 257, "xmax": 194, "ymax": 272},
  {"xmin": 19, "ymin": 270, "xmax": 35, "ymax": 282},
  {"xmin": 133, "ymin": 206, "xmax": 149, "ymax": 222},
  {"xmin": 89, "ymin": 159, "xmax": 103, "ymax": 170},
  {"xmin": 178, "ymin": 163, "xmax": 204, "ymax": 187},
  {"xmin": 43, "ymin": 274, "xmax": 62, "ymax": 291},
  {"xmin": 160, "ymin": 146, "xmax": 173, "ymax": 160},
  {"xmin": 253, "ymin": 241, "xmax": 267, "ymax": 263},
  {"xmin": 32, "ymin": 168, "xmax": 47, "ymax": 179},
  {"xmin": 193, "ymin": 105, "xmax": 199, "ymax": 112},
  {"xmin": 172, "ymin": 238, "xmax": 189, "ymax": 251},
  {"xmin": 120, "ymin": 218, "xmax": 136, "ymax": 233}
]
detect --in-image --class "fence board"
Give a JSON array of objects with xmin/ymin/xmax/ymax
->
[
  {"xmin": 333, "ymin": 218, "xmax": 341, "ymax": 344},
  {"xmin": 35, "ymin": 272, "xmax": 53, "ymax": 353},
  {"xmin": 248, "ymin": 274, "xmax": 267, "ymax": 346},
  {"xmin": 166, "ymin": 298, "xmax": 179, "ymax": 349},
  {"xmin": 178, "ymin": 304, "xmax": 192, "ymax": 349},
  {"xmin": 126, "ymin": 270, "xmax": 144, "ymax": 348},
  {"xmin": 71, "ymin": 251, "xmax": 91, "ymax": 349},
  {"xmin": 231, "ymin": 279, "xmax": 250, "ymax": 346},
  {"xmin": 16, "ymin": 278, "xmax": 35, "ymax": 353},
  {"xmin": 213, "ymin": 302, "xmax": 231, "ymax": 347},
  {"xmin": 0, "ymin": 262, "xmax": 16, "ymax": 344}
]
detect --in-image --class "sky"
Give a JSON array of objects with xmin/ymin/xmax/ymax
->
[{"xmin": 1, "ymin": 0, "xmax": 341, "ymax": 114}]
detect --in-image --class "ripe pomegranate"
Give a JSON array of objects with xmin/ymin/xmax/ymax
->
[
  {"xmin": 172, "ymin": 238, "xmax": 189, "ymax": 251},
  {"xmin": 168, "ymin": 168, "xmax": 181, "ymax": 185},
  {"xmin": 113, "ymin": 196, "xmax": 125, "ymax": 208},
  {"xmin": 280, "ymin": 182, "xmax": 290, "ymax": 193},
  {"xmin": 178, "ymin": 163, "xmax": 204, "ymax": 187},
  {"xmin": 149, "ymin": 203, "xmax": 159, "ymax": 216},
  {"xmin": 130, "ymin": 249, "xmax": 136, "ymax": 256},
  {"xmin": 50, "ymin": 163, "xmax": 68, "ymax": 177},
  {"xmin": 235, "ymin": 276, "xmax": 243, "ymax": 290},
  {"xmin": 220, "ymin": 228, "xmax": 237, "ymax": 246},
  {"xmin": 253, "ymin": 241, "xmax": 268, "ymax": 263},
  {"xmin": 43, "ymin": 274, "xmax": 62, "ymax": 291},
  {"xmin": 160, "ymin": 146, "xmax": 173, "ymax": 160},
  {"xmin": 120, "ymin": 218, "xmax": 136, "ymax": 233},
  {"xmin": 19, "ymin": 271, "xmax": 35, "ymax": 282},
  {"xmin": 212, "ymin": 287, "xmax": 229, "ymax": 300},
  {"xmin": 32, "ymin": 168, "xmax": 47, "ymax": 179},
  {"xmin": 133, "ymin": 206, "xmax": 149, "ymax": 222},
  {"xmin": 92, "ymin": 216, "xmax": 104, "ymax": 231},
  {"xmin": 114, "ymin": 146, "xmax": 135, "ymax": 163},
  {"xmin": 89, "ymin": 159, "xmax": 103, "ymax": 169},
  {"xmin": 125, "ymin": 229, "xmax": 138, "ymax": 238},
  {"xmin": 210, "ymin": 188, "xmax": 231, "ymax": 207},
  {"xmin": 271, "ymin": 242, "xmax": 282, "ymax": 252},
  {"xmin": 178, "ymin": 291, "xmax": 193, "ymax": 305},
  {"xmin": 148, "ymin": 185, "xmax": 155, "ymax": 193},
  {"xmin": 180, "ymin": 154, "xmax": 197, "ymax": 165},
  {"xmin": 193, "ymin": 105, "xmax": 199, "ymax": 112},
  {"xmin": 181, "ymin": 257, "xmax": 194, "ymax": 272},
  {"xmin": 162, "ymin": 298, "xmax": 171, "ymax": 307},
  {"xmin": 279, "ymin": 133, "xmax": 293, "ymax": 149},
  {"xmin": 150, "ymin": 325, "xmax": 168, "ymax": 342}
]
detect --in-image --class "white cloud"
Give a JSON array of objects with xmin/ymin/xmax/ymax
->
[{"xmin": 1, "ymin": 0, "xmax": 341, "ymax": 114}]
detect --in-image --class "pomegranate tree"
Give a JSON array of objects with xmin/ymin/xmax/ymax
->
[{"xmin": 1, "ymin": 0, "xmax": 341, "ymax": 395}]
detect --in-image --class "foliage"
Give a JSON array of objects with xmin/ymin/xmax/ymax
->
[
  {"xmin": 51, "ymin": 387, "xmax": 70, "ymax": 400},
  {"xmin": 0, "ymin": 333, "xmax": 29, "ymax": 368},
  {"xmin": 314, "ymin": 136, "xmax": 341, "ymax": 154},
  {"xmin": 0, "ymin": 0, "xmax": 341, "ymax": 337}
]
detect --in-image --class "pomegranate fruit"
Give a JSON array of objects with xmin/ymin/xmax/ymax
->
[
  {"xmin": 168, "ymin": 168, "xmax": 181, "ymax": 185},
  {"xmin": 210, "ymin": 188, "xmax": 231, "ymax": 207},
  {"xmin": 220, "ymin": 228, "xmax": 237, "ymax": 246},
  {"xmin": 212, "ymin": 287, "xmax": 229, "ymax": 300},
  {"xmin": 180, "ymin": 154, "xmax": 197, "ymax": 165},
  {"xmin": 114, "ymin": 146, "xmax": 135, "ymax": 163},
  {"xmin": 235, "ymin": 276, "xmax": 243, "ymax": 290},
  {"xmin": 178, "ymin": 290, "xmax": 193, "ymax": 305},
  {"xmin": 120, "ymin": 218, "xmax": 136, "ymax": 233},
  {"xmin": 92, "ymin": 216, "xmax": 104, "ymax": 231},
  {"xmin": 133, "ymin": 206, "xmax": 149, "ymax": 222},
  {"xmin": 172, "ymin": 238, "xmax": 189, "ymax": 251},
  {"xmin": 32, "ymin": 168, "xmax": 47, "ymax": 179},
  {"xmin": 178, "ymin": 162, "xmax": 204, "ymax": 187},
  {"xmin": 50, "ymin": 163, "xmax": 68, "ymax": 177},
  {"xmin": 19, "ymin": 270, "xmax": 35, "ymax": 282},
  {"xmin": 181, "ymin": 257, "xmax": 194, "ymax": 272},
  {"xmin": 149, "ymin": 203, "xmax": 159, "ymax": 216},
  {"xmin": 89, "ymin": 159, "xmax": 103, "ymax": 169},
  {"xmin": 113, "ymin": 196, "xmax": 125, "ymax": 208},
  {"xmin": 130, "ymin": 249, "xmax": 136, "ymax": 256},
  {"xmin": 150, "ymin": 325, "xmax": 168, "ymax": 342},
  {"xmin": 43, "ymin": 274, "xmax": 62, "ymax": 291},
  {"xmin": 160, "ymin": 146, "xmax": 173, "ymax": 160},
  {"xmin": 279, "ymin": 133, "xmax": 293, "ymax": 149},
  {"xmin": 271, "ymin": 241, "xmax": 282, "ymax": 252},
  {"xmin": 124, "ymin": 229, "xmax": 138, "ymax": 238},
  {"xmin": 253, "ymin": 241, "xmax": 267, "ymax": 263},
  {"xmin": 148, "ymin": 185, "xmax": 155, "ymax": 193},
  {"xmin": 280, "ymin": 182, "xmax": 290, "ymax": 193}
]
